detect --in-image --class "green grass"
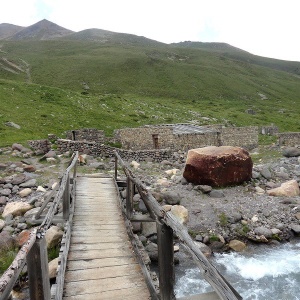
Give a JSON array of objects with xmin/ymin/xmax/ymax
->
[
  {"xmin": 0, "ymin": 248, "xmax": 18, "ymax": 275},
  {"xmin": 1, "ymin": 39, "xmax": 300, "ymax": 146}
]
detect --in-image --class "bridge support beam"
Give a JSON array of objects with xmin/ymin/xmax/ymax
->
[
  {"xmin": 157, "ymin": 221, "xmax": 175, "ymax": 300},
  {"xmin": 27, "ymin": 237, "xmax": 51, "ymax": 300}
]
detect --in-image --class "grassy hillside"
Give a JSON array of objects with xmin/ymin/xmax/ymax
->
[{"xmin": 0, "ymin": 38, "xmax": 300, "ymax": 147}]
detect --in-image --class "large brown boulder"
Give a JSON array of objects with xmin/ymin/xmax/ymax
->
[{"xmin": 183, "ymin": 146, "xmax": 253, "ymax": 187}]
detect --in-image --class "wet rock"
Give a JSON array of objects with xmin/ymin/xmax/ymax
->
[
  {"xmin": 228, "ymin": 240, "xmax": 246, "ymax": 252},
  {"xmin": 254, "ymin": 226, "xmax": 273, "ymax": 238},
  {"xmin": 194, "ymin": 241, "xmax": 212, "ymax": 257},
  {"xmin": 183, "ymin": 146, "xmax": 252, "ymax": 187},
  {"xmin": 290, "ymin": 224, "xmax": 300, "ymax": 234}
]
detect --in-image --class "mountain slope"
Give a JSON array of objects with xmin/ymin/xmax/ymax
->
[
  {"xmin": 0, "ymin": 23, "xmax": 24, "ymax": 40},
  {"xmin": 173, "ymin": 41, "xmax": 300, "ymax": 75},
  {"xmin": 65, "ymin": 28, "xmax": 162, "ymax": 46},
  {"xmin": 7, "ymin": 19, "xmax": 73, "ymax": 41}
]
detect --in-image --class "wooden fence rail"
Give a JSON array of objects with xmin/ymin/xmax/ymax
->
[
  {"xmin": 0, "ymin": 152, "xmax": 78, "ymax": 300},
  {"xmin": 114, "ymin": 151, "xmax": 242, "ymax": 300}
]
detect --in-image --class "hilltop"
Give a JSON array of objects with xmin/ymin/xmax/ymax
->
[
  {"xmin": 0, "ymin": 20, "xmax": 300, "ymax": 146},
  {"xmin": 0, "ymin": 19, "xmax": 73, "ymax": 41}
]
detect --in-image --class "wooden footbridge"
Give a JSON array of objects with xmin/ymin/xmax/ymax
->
[{"xmin": 0, "ymin": 152, "xmax": 242, "ymax": 300}]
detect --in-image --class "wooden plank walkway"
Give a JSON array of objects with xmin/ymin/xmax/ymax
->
[{"xmin": 63, "ymin": 176, "xmax": 151, "ymax": 300}]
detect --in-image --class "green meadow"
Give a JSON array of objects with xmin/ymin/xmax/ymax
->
[{"xmin": 1, "ymin": 37, "xmax": 300, "ymax": 147}]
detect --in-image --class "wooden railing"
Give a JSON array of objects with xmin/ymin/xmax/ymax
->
[
  {"xmin": 0, "ymin": 152, "xmax": 78, "ymax": 300},
  {"xmin": 114, "ymin": 151, "xmax": 242, "ymax": 300}
]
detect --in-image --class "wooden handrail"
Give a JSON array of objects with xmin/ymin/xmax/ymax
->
[
  {"xmin": 0, "ymin": 151, "xmax": 79, "ymax": 300},
  {"xmin": 114, "ymin": 151, "xmax": 242, "ymax": 300}
]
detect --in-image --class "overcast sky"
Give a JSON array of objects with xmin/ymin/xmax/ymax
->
[{"xmin": 1, "ymin": 0, "xmax": 300, "ymax": 62}]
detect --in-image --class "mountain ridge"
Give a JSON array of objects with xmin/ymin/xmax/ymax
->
[{"xmin": 2, "ymin": 19, "xmax": 73, "ymax": 41}]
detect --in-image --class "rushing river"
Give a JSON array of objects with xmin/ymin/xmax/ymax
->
[{"xmin": 175, "ymin": 241, "xmax": 300, "ymax": 300}]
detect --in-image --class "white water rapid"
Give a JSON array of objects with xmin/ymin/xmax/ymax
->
[{"xmin": 175, "ymin": 242, "xmax": 300, "ymax": 300}]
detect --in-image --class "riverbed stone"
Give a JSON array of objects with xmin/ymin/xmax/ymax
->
[
  {"xmin": 20, "ymin": 179, "xmax": 37, "ymax": 188},
  {"xmin": 260, "ymin": 168, "xmax": 272, "ymax": 179},
  {"xmin": 0, "ymin": 196, "xmax": 7, "ymax": 205},
  {"xmin": 283, "ymin": 147, "xmax": 300, "ymax": 157},
  {"xmin": 170, "ymin": 205, "xmax": 189, "ymax": 224},
  {"xmin": 0, "ymin": 219, "xmax": 5, "ymax": 230},
  {"xmin": 228, "ymin": 240, "xmax": 246, "ymax": 252},
  {"xmin": 0, "ymin": 231, "xmax": 15, "ymax": 250},
  {"xmin": 162, "ymin": 191, "xmax": 180, "ymax": 205},
  {"xmin": 0, "ymin": 189, "xmax": 11, "ymax": 196},
  {"xmin": 45, "ymin": 225, "xmax": 64, "ymax": 249},
  {"xmin": 48, "ymin": 258, "xmax": 59, "ymax": 279},
  {"xmin": 2, "ymin": 201, "xmax": 33, "ymax": 218},
  {"xmin": 194, "ymin": 241, "xmax": 212, "ymax": 257},
  {"xmin": 142, "ymin": 222, "xmax": 157, "ymax": 237},
  {"xmin": 267, "ymin": 180, "xmax": 300, "ymax": 197},
  {"xmin": 290, "ymin": 224, "xmax": 300, "ymax": 234},
  {"xmin": 254, "ymin": 226, "xmax": 273, "ymax": 238},
  {"xmin": 11, "ymin": 174, "xmax": 27, "ymax": 185},
  {"xmin": 19, "ymin": 188, "xmax": 32, "ymax": 198}
]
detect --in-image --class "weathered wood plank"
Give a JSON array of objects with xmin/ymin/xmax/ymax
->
[
  {"xmin": 63, "ymin": 286, "xmax": 151, "ymax": 300},
  {"xmin": 69, "ymin": 241, "xmax": 132, "ymax": 251},
  {"xmin": 65, "ymin": 263, "xmax": 141, "ymax": 282},
  {"xmin": 70, "ymin": 229, "xmax": 127, "ymax": 237},
  {"xmin": 68, "ymin": 248, "xmax": 133, "ymax": 260},
  {"xmin": 69, "ymin": 235, "xmax": 125, "ymax": 244},
  {"xmin": 64, "ymin": 274, "xmax": 147, "ymax": 296},
  {"xmin": 66, "ymin": 257, "xmax": 137, "ymax": 271}
]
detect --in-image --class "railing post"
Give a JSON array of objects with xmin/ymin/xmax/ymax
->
[
  {"xmin": 26, "ymin": 237, "xmax": 51, "ymax": 300},
  {"xmin": 114, "ymin": 156, "xmax": 118, "ymax": 179},
  {"xmin": 126, "ymin": 177, "xmax": 134, "ymax": 219},
  {"xmin": 157, "ymin": 221, "xmax": 175, "ymax": 300},
  {"xmin": 63, "ymin": 173, "xmax": 70, "ymax": 220}
]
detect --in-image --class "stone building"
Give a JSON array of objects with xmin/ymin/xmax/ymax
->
[{"xmin": 114, "ymin": 124, "xmax": 258, "ymax": 151}]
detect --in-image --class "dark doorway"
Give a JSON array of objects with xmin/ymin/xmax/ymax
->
[{"xmin": 152, "ymin": 134, "xmax": 159, "ymax": 149}]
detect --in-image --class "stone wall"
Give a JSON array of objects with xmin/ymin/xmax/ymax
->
[
  {"xmin": 115, "ymin": 125, "xmax": 258, "ymax": 151},
  {"xmin": 57, "ymin": 139, "xmax": 173, "ymax": 162},
  {"xmin": 65, "ymin": 128, "xmax": 105, "ymax": 142},
  {"xmin": 115, "ymin": 126, "xmax": 174, "ymax": 150},
  {"xmin": 28, "ymin": 139, "xmax": 51, "ymax": 154},
  {"xmin": 220, "ymin": 126, "xmax": 258, "ymax": 150},
  {"xmin": 260, "ymin": 125, "xmax": 279, "ymax": 135},
  {"xmin": 278, "ymin": 133, "xmax": 300, "ymax": 146},
  {"xmin": 173, "ymin": 132, "xmax": 220, "ymax": 151}
]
